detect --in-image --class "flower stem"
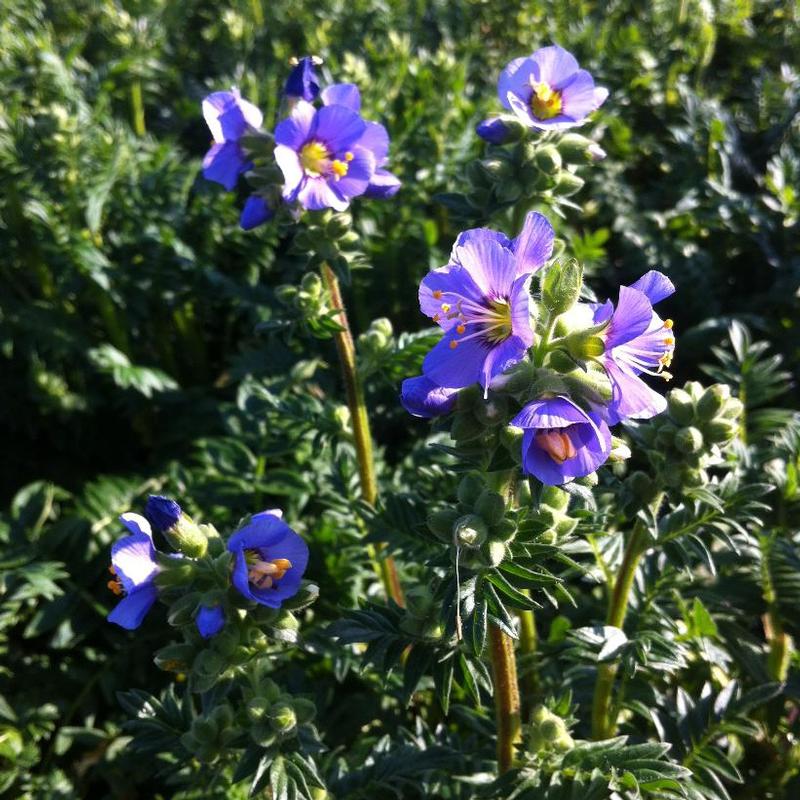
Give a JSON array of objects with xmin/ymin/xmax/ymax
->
[
  {"xmin": 320, "ymin": 262, "xmax": 404, "ymax": 606},
  {"xmin": 130, "ymin": 79, "xmax": 146, "ymax": 137},
  {"xmin": 591, "ymin": 523, "xmax": 648, "ymax": 740},
  {"xmin": 489, "ymin": 624, "xmax": 522, "ymax": 773},
  {"xmin": 517, "ymin": 602, "xmax": 538, "ymax": 718}
]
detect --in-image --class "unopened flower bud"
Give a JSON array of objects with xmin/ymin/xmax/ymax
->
[
  {"xmin": 705, "ymin": 418, "xmax": 739, "ymax": 444},
  {"xmin": 146, "ymin": 495, "xmax": 207, "ymax": 558},
  {"xmin": 535, "ymin": 145, "xmax": 562, "ymax": 174},
  {"xmin": 453, "ymin": 514, "xmax": 488, "ymax": 548},
  {"xmin": 457, "ymin": 474, "xmax": 485, "ymax": 506},
  {"xmin": 587, "ymin": 143, "xmax": 607, "ymax": 162},
  {"xmin": 475, "ymin": 490, "xmax": 505, "ymax": 525},
  {"xmin": 540, "ymin": 485, "xmax": 570, "ymax": 511},
  {"xmin": 427, "ymin": 508, "xmax": 461, "ymax": 539},
  {"xmin": 667, "ymin": 388, "xmax": 695, "ymax": 425},
  {"xmin": 675, "ymin": 426, "xmax": 704, "ymax": 454},
  {"xmin": 627, "ymin": 471, "xmax": 656, "ymax": 503},
  {"xmin": 556, "ymin": 133, "xmax": 594, "ymax": 162},
  {"xmin": 564, "ymin": 332, "xmax": 605, "ymax": 361},
  {"xmin": 476, "ymin": 116, "xmax": 524, "ymax": 144},
  {"xmin": 697, "ymin": 384, "xmax": 731, "ymax": 421},
  {"xmin": 246, "ymin": 697, "xmax": 271, "ymax": 724},
  {"xmin": 542, "ymin": 259, "xmax": 583, "ymax": 316},
  {"xmin": 268, "ymin": 703, "xmax": 297, "ymax": 735},
  {"xmin": 553, "ymin": 171, "xmax": 585, "ymax": 197},
  {"xmin": 608, "ymin": 436, "xmax": 632, "ymax": 462},
  {"xmin": 721, "ymin": 397, "xmax": 744, "ymax": 421},
  {"xmin": 404, "ymin": 586, "xmax": 435, "ymax": 619}
]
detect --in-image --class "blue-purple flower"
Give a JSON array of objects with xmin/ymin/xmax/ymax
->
[
  {"xmin": 196, "ymin": 605, "xmax": 225, "ymax": 639},
  {"xmin": 274, "ymin": 83, "xmax": 399, "ymax": 211},
  {"xmin": 511, "ymin": 396, "xmax": 611, "ymax": 485},
  {"xmin": 401, "ymin": 375, "xmax": 458, "ymax": 418},
  {"xmin": 202, "ymin": 89, "xmax": 263, "ymax": 190},
  {"xmin": 107, "ymin": 513, "xmax": 160, "ymax": 631},
  {"xmin": 418, "ymin": 212, "xmax": 554, "ymax": 394},
  {"xmin": 284, "ymin": 56, "xmax": 321, "ymax": 103},
  {"xmin": 498, "ymin": 45, "xmax": 608, "ymax": 131},
  {"xmin": 227, "ymin": 510, "xmax": 309, "ymax": 609},
  {"xmin": 593, "ymin": 270, "xmax": 676, "ymax": 425}
]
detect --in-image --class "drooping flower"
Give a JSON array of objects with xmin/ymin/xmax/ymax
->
[
  {"xmin": 498, "ymin": 45, "xmax": 608, "ymax": 131},
  {"xmin": 418, "ymin": 212, "xmax": 554, "ymax": 394},
  {"xmin": 145, "ymin": 494, "xmax": 207, "ymax": 557},
  {"xmin": 107, "ymin": 513, "xmax": 160, "ymax": 630},
  {"xmin": 196, "ymin": 605, "xmax": 225, "ymax": 639},
  {"xmin": 227, "ymin": 510, "xmax": 309, "ymax": 608},
  {"xmin": 240, "ymin": 195, "xmax": 274, "ymax": 230},
  {"xmin": 401, "ymin": 375, "xmax": 458, "ymax": 418},
  {"xmin": 202, "ymin": 89, "xmax": 263, "ymax": 190},
  {"xmin": 273, "ymin": 83, "xmax": 399, "ymax": 211},
  {"xmin": 284, "ymin": 56, "xmax": 321, "ymax": 103},
  {"xmin": 511, "ymin": 396, "xmax": 611, "ymax": 485},
  {"xmin": 593, "ymin": 270, "xmax": 676, "ymax": 424},
  {"xmin": 476, "ymin": 116, "xmax": 522, "ymax": 145}
]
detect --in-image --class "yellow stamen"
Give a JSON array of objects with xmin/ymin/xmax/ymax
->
[
  {"xmin": 299, "ymin": 140, "xmax": 330, "ymax": 176},
  {"xmin": 664, "ymin": 319, "xmax": 673, "ymax": 329},
  {"xmin": 441, "ymin": 303, "xmax": 451, "ymax": 313},
  {"xmin": 344, "ymin": 151, "xmax": 354, "ymax": 162},
  {"xmin": 331, "ymin": 159, "xmax": 349, "ymax": 179},
  {"xmin": 531, "ymin": 81, "xmax": 563, "ymax": 120},
  {"xmin": 664, "ymin": 336, "xmax": 675, "ymax": 346},
  {"xmin": 449, "ymin": 340, "xmax": 458, "ymax": 349}
]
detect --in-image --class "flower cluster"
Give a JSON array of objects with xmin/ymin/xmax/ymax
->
[
  {"xmin": 107, "ymin": 496, "xmax": 309, "ymax": 638},
  {"xmin": 201, "ymin": 56, "xmax": 400, "ymax": 227}
]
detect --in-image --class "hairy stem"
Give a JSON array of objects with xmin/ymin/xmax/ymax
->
[
  {"xmin": 320, "ymin": 262, "xmax": 404, "ymax": 606},
  {"xmin": 489, "ymin": 624, "xmax": 522, "ymax": 773},
  {"xmin": 518, "ymin": 602, "xmax": 538, "ymax": 717},
  {"xmin": 130, "ymin": 79, "xmax": 146, "ymax": 137},
  {"xmin": 591, "ymin": 524, "xmax": 648, "ymax": 740}
]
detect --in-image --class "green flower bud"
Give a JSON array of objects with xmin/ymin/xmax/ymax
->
[
  {"xmin": 457, "ymin": 384, "xmax": 482, "ymax": 411},
  {"xmin": 485, "ymin": 538, "xmax": 507, "ymax": 566},
  {"xmin": 154, "ymin": 643, "xmax": 195, "ymax": 673},
  {"xmin": 454, "ymin": 514, "xmax": 489, "ymax": 548},
  {"xmin": 450, "ymin": 412, "xmax": 484, "ymax": 442},
  {"xmin": 655, "ymin": 423, "xmax": 678, "ymax": 449},
  {"xmin": 167, "ymin": 593, "xmax": 200, "ymax": 626},
  {"xmin": 280, "ymin": 582, "xmax": 320, "ymax": 611},
  {"xmin": 404, "ymin": 586, "xmax": 435, "ymax": 619},
  {"xmin": 501, "ymin": 425, "xmax": 525, "ymax": 463},
  {"xmin": 697, "ymin": 384, "xmax": 731, "ymax": 421},
  {"xmin": 705, "ymin": 418, "xmax": 739, "ymax": 444},
  {"xmin": 300, "ymin": 272, "xmax": 323, "ymax": 296},
  {"xmin": 269, "ymin": 703, "xmax": 297, "ymax": 735},
  {"xmin": 539, "ymin": 718, "xmax": 566, "ymax": 742},
  {"xmin": 555, "ymin": 516, "xmax": 578, "ymax": 537},
  {"xmin": 475, "ymin": 490, "xmax": 505, "ymax": 525},
  {"xmin": 557, "ymin": 133, "xmax": 595, "ymax": 162},
  {"xmin": 564, "ymin": 334, "xmax": 605, "ymax": 361},
  {"xmin": 292, "ymin": 698, "xmax": 316, "ymax": 724},
  {"xmin": 325, "ymin": 212, "xmax": 352, "ymax": 239},
  {"xmin": 474, "ymin": 396, "xmax": 508, "ymax": 426},
  {"xmin": 542, "ymin": 259, "xmax": 584, "ymax": 316},
  {"xmin": 535, "ymin": 145, "xmax": 562, "ymax": 174},
  {"xmin": 667, "ymin": 388, "xmax": 695, "ymax": 425},
  {"xmin": 457, "ymin": 474, "xmax": 486, "ymax": 506},
  {"xmin": 190, "ymin": 718, "xmax": 218, "ymax": 745},
  {"xmin": 721, "ymin": 397, "xmax": 744, "ymax": 420},
  {"xmin": 154, "ymin": 559, "xmax": 196, "ymax": 588},
  {"xmin": 627, "ymin": 471, "xmax": 656, "ymax": 504},
  {"xmin": 540, "ymin": 485, "xmax": 570, "ymax": 511},
  {"xmin": 428, "ymin": 508, "xmax": 461, "ymax": 539},
  {"xmin": 576, "ymin": 471, "xmax": 598, "ymax": 487},
  {"xmin": 608, "ymin": 436, "xmax": 632, "ymax": 462},
  {"xmin": 494, "ymin": 180, "xmax": 522, "ymax": 204},
  {"xmin": 680, "ymin": 467, "xmax": 706, "ymax": 487},
  {"xmin": 479, "ymin": 157, "xmax": 513, "ymax": 181},
  {"xmin": 466, "ymin": 160, "xmax": 491, "ymax": 189},
  {"xmin": 553, "ymin": 171, "xmax": 585, "ymax": 197},
  {"xmin": 246, "ymin": 697, "xmax": 271, "ymax": 724},
  {"xmin": 494, "ymin": 518, "xmax": 517, "ymax": 543},
  {"xmin": 675, "ymin": 426, "xmax": 704, "ymax": 454}
]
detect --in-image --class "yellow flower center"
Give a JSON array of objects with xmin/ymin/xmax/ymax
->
[
  {"xmin": 531, "ymin": 81, "xmax": 563, "ymax": 120},
  {"xmin": 483, "ymin": 298, "xmax": 513, "ymax": 343},
  {"xmin": 535, "ymin": 430, "xmax": 576, "ymax": 463},
  {"xmin": 299, "ymin": 141, "xmax": 353, "ymax": 180}
]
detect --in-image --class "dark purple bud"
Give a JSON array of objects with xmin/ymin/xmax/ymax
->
[
  {"xmin": 145, "ymin": 495, "xmax": 182, "ymax": 532},
  {"xmin": 240, "ymin": 195, "xmax": 274, "ymax": 230},
  {"xmin": 196, "ymin": 605, "xmax": 225, "ymax": 638},
  {"xmin": 401, "ymin": 376, "xmax": 458, "ymax": 419},
  {"xmin": 284, "ymin": 56, "xmax": 320, "ymax": 102},
  {"xmin": 476, "ymin": 117, "xmax": 523, "ymax": 145}
]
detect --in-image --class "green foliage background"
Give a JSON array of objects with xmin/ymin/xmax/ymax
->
[{"xmin": 0, "ymin": 0, "xmax": 798, "ymax": 797}]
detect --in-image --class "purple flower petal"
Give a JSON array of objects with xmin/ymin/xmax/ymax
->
[
  {"xmin": 108, "ymin": 584, "xmax": 158, "ymax": 630},
  {"xmin": 284, "ymin": 57, "xmax": 320, "ymax": 102},
  {"xmin": 274, "ymin": 100, "xmax": 317, "ymax": 149},
  {"xmin": 511, "ymin": 395, "xmax": 589, "ymax": 429},
  {"xmin": 560, "ymin": 70, "xmax": 605, "ymax": 121},
  {"xmin": 531, "ymin": 45, "xmax": 580, "ymax": 89},
  {"xmin": 508, "ymin": 274, "xmax": 535, "ymax": 346},
  {"xmin": 240, "ymin": 196, "xmax": 274, "ymax": 230},
  {"xmin": 512, "ymin": 212, "xmax": 555, "ymax": 275},
  {"xmin": 452, "ymin": 231, "xmax": 517, "ymax": 298},
  {"xmin": 321, "ymin": 83, "xmax": 361, "ymax": 111},
  {"xmin": 419, "ymin": 264, "xmax": 486, "ymax": 331},
  {"xmin": 202, "ymin": 90, "xmax": 262, "ymax": 142},
  {"xmin": 400, "ymin": 376, "xmax": 458, "ymax": 418},
  {"xmin": 481, "ymin": 335, "xmax": 528, "ymax": 390},
  {"xmin": 203, "ymin": 141, "xmax": 249, "ymax": 191},
  {"xmin": 365, "ymin": 168, "xmax": 401, "ymax": 198},
  {"xmin": 331, "ymin": 145, "xmax": 375, "ymax": 200},
  {"xmin": 357, "ymin": 121, "xmax": 390, "ymax": 164},
  {"xmin": 274, "ymin": 144, "xmax": 304, "ymax": 195},
  {"xmin": 628, "ymin": 270, "xmax": 675, "ymax": 305},
  {"xmin": 476, "ymin": 117, "xmax": 515, "ymax": 144},
  {"xmin": 314, "ymin": 104, "xmax": 367, "ymax": 153},
  {"xmin": 119, "ymin": 513, "xmax": 152, "ymax": 539},
  {"xmin": 604, "ymin": 360, "xmax": 668, "ymax": 424},
  {"xmin": 422, "ymin": 330, "xmax": 485, "ymax": 389},
  {"xmin": 111, "ymin": 532, "xmax": 157, "ymax": 592},
  {"xmin": 604, "ymin": 286, "xmax": 653, "ymax": 349},
  {"xmin": 498, "ymin": 56, "xmax": 536, "ymax": 110},
  {"xmin": 228, "ymin": 512, "xmax": 291, "ymax": 554},
  {"xmin": 196, "ymin": 605, "xmax": 225, "ymax": 638},
  {"xmin": 297, "ymin": 176, "xmax": 349, "ymax": 211}
]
